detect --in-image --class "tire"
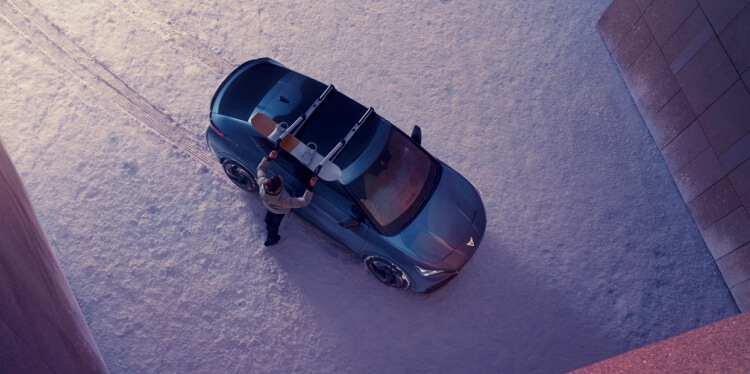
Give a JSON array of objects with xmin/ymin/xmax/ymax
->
[
  {"xmin": 364, "ymin": 256, "xmax": 411, "ymax": 290},
  {"xmin": 222, "ymin": 160, "xmax": 258, "ymax": 192}
]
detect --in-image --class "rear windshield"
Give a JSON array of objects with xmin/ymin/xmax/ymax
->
[{"xmin": 217, "ymin": 62, "xmax": 287, "ymax": 119}]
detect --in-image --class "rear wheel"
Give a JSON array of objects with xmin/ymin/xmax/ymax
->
[
  {"xmin": 222, "ymin": 160, "xmax": 258, "ymax": 192},
  {"xmin": 364, "ymin": 256, "xmax": 410, "ymax": 290}
]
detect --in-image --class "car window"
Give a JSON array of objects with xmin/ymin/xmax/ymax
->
[
  {"xmin": 257, "ymin": 75, "xmax": 326, "ymax": 127},
  {"xmin": 217, "ymin": 62, "xmax": 287, "ymax": 120},
  {"xmin": 334, "ymin": 115, "xmax": 380, "ymax": 171},
  {"xmin": 345, "ymin": 128, "xmax": 439, "ymax": 234}
]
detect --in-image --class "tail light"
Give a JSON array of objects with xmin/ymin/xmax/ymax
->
[{"xmin": 209, "ymin": 120, "xmax": 224, "ymax": 136}]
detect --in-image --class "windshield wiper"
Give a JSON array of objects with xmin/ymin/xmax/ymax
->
[{"xmin": 275, "ymin": 84, "xmax": 335, "ymax": 148}]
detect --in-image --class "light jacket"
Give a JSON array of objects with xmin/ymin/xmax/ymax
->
[{"xmin": 257, "ymin": 157, "xmax": 313, "ymax": 214}]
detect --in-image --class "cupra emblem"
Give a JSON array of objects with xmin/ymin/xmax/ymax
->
[{"xmin": 467, "ymin": 237, "xmax": 475, "ymax": 247}]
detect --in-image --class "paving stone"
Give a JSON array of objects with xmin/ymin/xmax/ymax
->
[
  {"xmin": 634, "ymin": 0, "xmax": 655, "ymax": 13},
  {"xmin": 613, "ymin": 18, "xmax": 654, "ymax": 70},
  {"xmin": 676, "ymin": 37, "xmax": 740, "ymax": 115},
  {"xmin": 717, "ymin": 242, "xmax": 750, "ymax": 288},
  {"xmin": 623, "ymin": 41, "xmax": 681, "ymax": 120},
  {"xmin": 662, "ymin": 8, "xmax": 713, "ymax": 74},
  {"xmin": 730, "ymin": 278, "xmax": 750, "ymax": 311},
  {"xmin": 688, "ymin": 177, "xmax": 743, "ymax": 230},
  {"xmin": 698, "ymin": 0, "xmax": 750, "ymax": 34},
  {"xmin": 621, "ymin": 41, "xmax": 658, "ymax": 98},
  {"xmin": 633, "ymin": 69, "xmax": 681, "ymax": 122},
  {"xmin": 674, "ymin": 147, "xmax": 724, "ymax": 202},
  {"xmin": 643, "ymin": 0, "xmax": 699, "ymax": 46},
  {"xmin": 701, "ymin": 207, "xmax": 750, "ymax": 259},
  {"xmin": 598, "ymin": 0, "xmax": 643, "ymax": 53},
  {"xmin": 729, "ymin": 159, "xmax": 750, "ymax": 197},
  {"xmin": 645, "ymin": 91, "xmax": 697, "ymax": 149},
  {"xmin": 662, "ymin": 120, "xmax": 709, "ymax": 173},
  {"xmin": 719, "ymin": 4, "xmax": 750, "ymax": 75},
  {"xmin": 697, "ymin": 81, "xmax": 750, "ymax": 156},
  {"xmin": 719, "ymin": 133, "xmax": 750, "ymax": 173},
  {"xmin": 599, "ymin": 0, "xmax": 750, "ymax": 311}
]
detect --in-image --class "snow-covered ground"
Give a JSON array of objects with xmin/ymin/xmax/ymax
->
[{"xmin": 0, "ymin": 0, "xmax": 738, "ymax": 372}]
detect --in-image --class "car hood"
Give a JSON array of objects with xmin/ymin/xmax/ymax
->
[{"xmin": 388, "ymin": 164, "xmax": 486, "ymax": 266}]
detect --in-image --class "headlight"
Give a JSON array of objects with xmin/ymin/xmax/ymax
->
[{"xmin": 415, "ymin": 265, "xmax": 445, "ymax": 277}]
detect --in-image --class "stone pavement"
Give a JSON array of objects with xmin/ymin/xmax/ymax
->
[
  {"xmin": 598, "ymin": 0, "xmax": 750, "ymax": 310},
  {"xmin": 572, "ymin": 311, "xmax": 750, "ymax": 373}
]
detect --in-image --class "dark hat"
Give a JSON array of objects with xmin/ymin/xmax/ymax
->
[{"xmin": 265, "ymin": 175, "xmax": 283, "ymax": 194}]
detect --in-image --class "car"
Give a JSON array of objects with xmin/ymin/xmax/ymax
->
[{"xmin": 206, "ymin": 58, "xmax": 486, "ymax": 293}]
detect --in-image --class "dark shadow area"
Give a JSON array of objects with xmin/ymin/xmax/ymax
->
[{"xmin": 269, "ymin": 229, "xmax": 623, "ymax": 373}]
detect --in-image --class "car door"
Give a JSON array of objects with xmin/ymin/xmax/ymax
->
[
  {"xmin": 263, "ymin": 148, "xmax": 368, "ymax": 253},
  {"xmin": 298, "ymin": 180, "xmax": 369, "ymax": 254}
]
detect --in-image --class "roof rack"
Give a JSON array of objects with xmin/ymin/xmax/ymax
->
[
  {"xmin": 275, "ymin": 84, "xmax": 335, "ymax": 149},
  {"xmin": 314, "ymin": 107, "xmax": 374, "ymax": 175}
]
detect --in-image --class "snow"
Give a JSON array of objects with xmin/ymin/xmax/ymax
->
[{"xmin": 0, "ymin": 0, "xmax": 738, "ymax": 372}]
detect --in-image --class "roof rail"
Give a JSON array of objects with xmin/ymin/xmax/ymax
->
[{"xmin": 314, "ymin": 107, "xmax": 374, "ymax": 175}]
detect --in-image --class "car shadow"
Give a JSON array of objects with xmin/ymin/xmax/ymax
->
[{"xmin": 264, "ymin": 223, "xmax": 624, "ymax": 373}]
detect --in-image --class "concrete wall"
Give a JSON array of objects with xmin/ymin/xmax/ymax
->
[
  {"xmin": 573, "ymin": 311, "xmax": 750, "ymax": 373},
  {"xmin": 598, "ymin": 0, "xmax": 750, "ymax": 310},
  {"xmin": 0, "ymin": 137, "xmax": 107, "ymax": 373}
]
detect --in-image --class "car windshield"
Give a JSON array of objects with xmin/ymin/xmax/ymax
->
[{"xmin": 344, "ymin": 127, "xmax": 439, "ymax": 234}]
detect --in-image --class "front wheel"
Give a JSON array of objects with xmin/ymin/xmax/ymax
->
[
  {"xmin": 222, "ymin": 160, "xmax": 258, "ymax": 192},
  {"xmin": 364, "ymin": 256, "xmax": 411, "ymax": 290}
]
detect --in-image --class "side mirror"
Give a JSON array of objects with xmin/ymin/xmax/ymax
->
[
  {"xmin": 340, "ymin": 204, "xmax": 364, "ymax": 228},
  {"xmin": 411, "ymin": 125, "xmax": 422, "ymax": 145}
]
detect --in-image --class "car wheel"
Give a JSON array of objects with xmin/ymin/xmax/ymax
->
[
  {"xmin": 364, "ymin": 256, "xmax": 410, "ymax": 290},
  {"xmin": 222, "ymin": 160, "xmax": 258, "ymax": 192}
]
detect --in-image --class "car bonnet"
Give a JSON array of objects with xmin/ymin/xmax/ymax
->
[{"xmin": 387, "ymin": 164, "xmax": 485, "ymax": 266}]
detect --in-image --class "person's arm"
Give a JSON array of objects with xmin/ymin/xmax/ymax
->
[
  {"xmin": 288, "ymin": 176, "xmax": 318, "ymax": 209},
  {"xmin": 257, "ymin": 151, "xmax": 277, "ymax": 184},
  {"xmin": 289, "ymin": 190, "xmax": 313, "ymax": 209}
]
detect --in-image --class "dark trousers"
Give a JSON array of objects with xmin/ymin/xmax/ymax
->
[{"xmin": 264, "ymin": 211, "xmax": 285, "ymax": 239}]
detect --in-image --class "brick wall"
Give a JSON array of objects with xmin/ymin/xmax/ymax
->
[{"xmin": 598, "ymin": 0, "xmax": 750, "ymax": 310}]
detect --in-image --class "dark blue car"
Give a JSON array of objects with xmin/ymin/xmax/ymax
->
[{"xmin": 207, "ymin": 58, "xmax": 486, "ymax": 293}]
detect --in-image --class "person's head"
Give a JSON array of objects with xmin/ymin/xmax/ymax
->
[{"xmin": 265, "ymin": 175, "xmax": 283, "ymax": 194}]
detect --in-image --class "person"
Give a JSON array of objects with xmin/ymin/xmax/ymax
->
[{"xmin": 257, "ymin": 150, "xmax": 318, "ymax": 246}]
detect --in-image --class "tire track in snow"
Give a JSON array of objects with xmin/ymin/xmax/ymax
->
[
  {"xmin": 0, "ymin": 0, "xmax": 217, "ymax": 170},
  {"xmin": 111, "ymin": 0, "xmax": 235, "ymax": 76}
]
